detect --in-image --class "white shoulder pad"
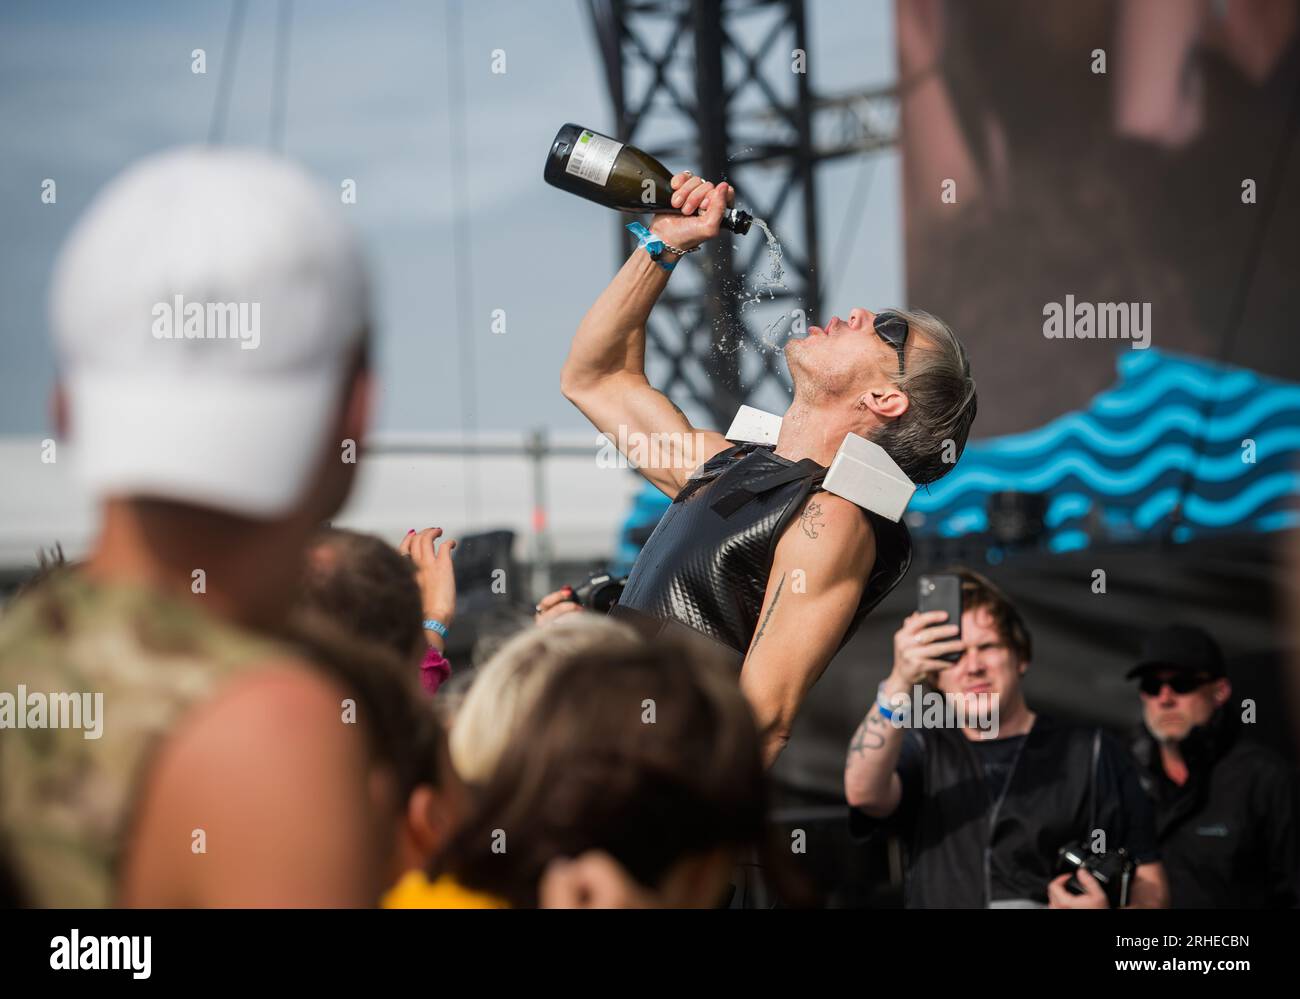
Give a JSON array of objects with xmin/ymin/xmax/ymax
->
[
  {"xmin": 724, "ymin": 407, "xmax": 916, "ymax": 521},
  {"xmin": 823, "ymin": 433, "xmax": 916, "ymax": 523},
  {"xmin": 724, "ymin": 405, "xmax": 783, "ymax": 445}
]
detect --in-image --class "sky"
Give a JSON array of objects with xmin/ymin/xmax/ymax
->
[{"xmin": 0, "ymin": 0, "xmax": 901, "ymax": 438}]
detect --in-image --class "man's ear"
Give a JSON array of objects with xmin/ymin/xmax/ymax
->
[
  {"xmin": 340, "ymin": 360, "xmax": 373, "ymax": 449},
  {"xmin": 862, "ymin": 387, "xmax": 909, "ymax": 421},
  {"xmin": 405, "ymin": 786, "xmax": 442, "ymax": 861},
  {"xmin": 50, "ymin": 382, "xmax": 69, "ymax": 437},
  {"xmin": 1211, "ymin": 677, "xmax": 1232, "ymax": 709}
]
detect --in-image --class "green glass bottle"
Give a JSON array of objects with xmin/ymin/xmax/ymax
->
[{"xmin": 544, "ymin": 123, "xmax": 752, "ymax": 234}]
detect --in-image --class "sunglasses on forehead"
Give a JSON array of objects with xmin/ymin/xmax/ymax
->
[
  {"xmin": 1138, "ymin": 672, "xmax": 1211, "ymax": 697},
  {"xmin": 873, "ymin": 311, "xmax": 911, "ymax": 376}
]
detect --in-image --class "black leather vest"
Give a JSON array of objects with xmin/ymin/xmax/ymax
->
[{"xmin": 611, "ymin": 442, "xmax": 912, "ymax": 668}]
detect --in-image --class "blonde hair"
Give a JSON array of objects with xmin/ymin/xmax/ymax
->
[{"xmin": 447, "ymin": 615, "xmax": 642, "ymax": 783}]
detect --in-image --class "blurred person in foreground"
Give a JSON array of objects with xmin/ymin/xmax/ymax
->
[
  {"xmin": 387, "ymin": 635, "xmax": 780, "ymax": 908},
  {"xmin": 385, "ymin": 614, "xmax": 644, "ymax": 906},
  {"xmin": 296, "ymin": 527, "xmax": 469, "ymax": 883},
  {"xmin": 1127, "ymin": 624, "xmax": 1298, "ymax": 908},
  {"xmin": 560, "ymin": 171, "xmax": 977, "ymax": 767},
  {"xmin": 844, "ymin": 569, "xmax": 1168, "ymax": 908},
  {"xmin": 0, "ymin": 148, "xmax": 392, "ymax": 907},
  {"xmin": 444, "ymin": 614, "xmax": 642, "ymax": 785}
]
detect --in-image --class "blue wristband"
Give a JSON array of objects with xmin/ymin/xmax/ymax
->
[
  {"xmin": 876, "ymin": 681, "xmax": 907, "ymax": 723},
  {"xmin": 626, "ymin": 221, "xmax": 676, "ymax": 271},
  {"xmin": 422, "ymin": 618, "xmax": 449, "ymax": 638}
]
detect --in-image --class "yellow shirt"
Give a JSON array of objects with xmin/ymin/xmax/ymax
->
[{"xmin": 383, "ymin": 871, "xmax": 509, "ymax": 909}]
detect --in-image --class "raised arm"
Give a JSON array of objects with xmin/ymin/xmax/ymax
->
[
  {"xmin": 739, "ymin": 494, "xmax": 875, "ymax": 768},
  {"xmin": 560, "ymin": 172, "xmax": 733, "ymax": 497},
  {"xmin": 844, "ymin": 608, "xmax": 962, "ymax": 814}
]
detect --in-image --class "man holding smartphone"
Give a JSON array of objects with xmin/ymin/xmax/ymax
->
[{"xmin": 844, "ymin": 568, "xmax": 1168, "ymax": 908}]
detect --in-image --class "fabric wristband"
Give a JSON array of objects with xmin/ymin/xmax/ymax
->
[
  {"xmin": 626, "ymin": 221, "xmax": 677, "ymax": 271},
  {"xmin": 422, "ymin": 618, "xmax": 449, "ymax": 638}
]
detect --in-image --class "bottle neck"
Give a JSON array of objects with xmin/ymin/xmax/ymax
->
[{"xmin": 722, "ymin": 208, "xmax": 752, "ymax": 235}]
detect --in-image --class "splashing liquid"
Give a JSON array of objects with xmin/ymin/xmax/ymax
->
[
  {"xmin": 743, "ymin": 217, "xmax": 787, "ymax": 308},
  {"xmin": 713, "ymin": 216, "xmax": 796, "ymax": 356}
]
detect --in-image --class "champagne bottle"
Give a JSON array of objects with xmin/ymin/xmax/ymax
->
[{"xmin": 544, "ymin": 123, "xmax": 752, "ymax": 235}]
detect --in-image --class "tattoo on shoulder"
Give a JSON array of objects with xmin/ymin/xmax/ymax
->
[
  {"xmin": 800, "ymin": 500, "xmax": 825, "ymax": 539},
  {"xmin": 749, "ymin": 571, "xmax": 785, "ymax": 654}
]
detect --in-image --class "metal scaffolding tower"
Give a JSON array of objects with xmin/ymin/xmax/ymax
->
[{"xmin": 586, "ymin": 0, "xmax": 898, "ymax": 428}]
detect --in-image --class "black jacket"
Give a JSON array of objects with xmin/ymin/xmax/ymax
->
[{"xmin": 1133, "ymin": 710, "xmax": 1299, "ymax": 908}]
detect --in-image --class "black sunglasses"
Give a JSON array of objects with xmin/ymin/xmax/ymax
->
[
  {"xmin": 873, "ymin": 311, "xmax": 911, "ymax": 376},
  {"xmin": 1138, "ymin": 672, "xmax": 1211, "ymax": 697}
]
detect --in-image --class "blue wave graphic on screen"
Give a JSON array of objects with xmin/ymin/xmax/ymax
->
[{"xmin": 909, "ymin": 349, "xmax": 1300, "ymax": 549}]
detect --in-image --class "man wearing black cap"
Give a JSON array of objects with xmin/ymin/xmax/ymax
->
[{"xmin": 1128, "ymin": 624, "xmax": 1299, "ymax": 908}]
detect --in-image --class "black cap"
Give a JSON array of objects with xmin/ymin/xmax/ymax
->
[{"xmin": 1125, "ymin": 624, "xmax": 1225, "ymax": 680}]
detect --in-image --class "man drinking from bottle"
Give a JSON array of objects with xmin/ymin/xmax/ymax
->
[{"xmin": 560, "ymin": 171, "xmax": 977, "ymax": 767}]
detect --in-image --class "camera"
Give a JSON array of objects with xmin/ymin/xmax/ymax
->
[
  {"xmin": 564, "ymin": 572, "xmax": 627, "ymax": 613},
  {"xmin": 1055, "ymin": 842, "xmax": 1136, "ymax": 908}
]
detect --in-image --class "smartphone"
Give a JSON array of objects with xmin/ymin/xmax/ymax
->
[{"xmin": 917, "ymin": 574, "xmax": 962, "ymax": 663}]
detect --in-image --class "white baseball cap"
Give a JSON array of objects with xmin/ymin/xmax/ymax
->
[{"xmin": 50, "ymin": 146, "xmax": 370, "ymax": 518}]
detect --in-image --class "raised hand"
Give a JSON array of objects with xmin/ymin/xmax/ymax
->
[
  {"xmin": 884, "ymin": 609, "xmax": 963, "ymax": 696},
  {"xmin": 648, "ymin": 172, "xmax": 735, "ymax": 253},
  {"xmin": 399, "ymin": 527, "xmax": 458, "ymax": 636}
]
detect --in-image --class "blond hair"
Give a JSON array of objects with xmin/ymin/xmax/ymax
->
[{"xmin": 447, "ymin": 615, "xmax": 642, "ymax": 783}]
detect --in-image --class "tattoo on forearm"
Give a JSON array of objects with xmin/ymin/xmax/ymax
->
[
  {"xmin": 749, "ymin": 572, "xmax": 785, "ymax": 654},
  {"xmin": 800, "ymin": 500, "xmax": 825, "ymax": 539},
  {"xmin": 846, "ymin": 710, "xmax": 888, "ymax": 764}
]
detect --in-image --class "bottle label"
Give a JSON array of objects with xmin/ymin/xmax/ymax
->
[{"xmin": 565, "ymin": 129, "xmax": 623, "ymax": 187}]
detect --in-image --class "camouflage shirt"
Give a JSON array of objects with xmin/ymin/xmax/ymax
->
[{"xmin": 0, "ymin": 570, "xmax": 297, "ymax": 907}]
